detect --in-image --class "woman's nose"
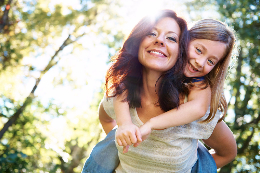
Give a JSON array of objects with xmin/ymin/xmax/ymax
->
[{"xmin": 155, "ymin": 35, "xmax": 165, "ymax": 46}]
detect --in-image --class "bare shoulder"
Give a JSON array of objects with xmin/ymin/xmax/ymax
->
[{"xmin": 188, "ymin": 85, "xmax": 211, "ymax": 101}]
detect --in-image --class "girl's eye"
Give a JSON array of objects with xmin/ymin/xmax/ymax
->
[
  {"xmin": 167, "ymin": 36, "xmax": 177, "ymax": 43},
  {"xmin": 208, "ymin": 59, "xmax": 214, "ymax": 65},
  {"xmin": 196, "ymin": 47, "xmax": 202, "ymax": 54}
]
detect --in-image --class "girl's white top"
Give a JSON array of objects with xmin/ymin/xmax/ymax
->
[{"xmin": 102, "ymin": 96, "xmax": 221, "ymax": 173}]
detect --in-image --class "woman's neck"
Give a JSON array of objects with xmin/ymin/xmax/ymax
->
[
  {"xmin": 137, "ymin": 69, "xmax": 164, "ymax": 123},
  {"xmin": 141, "ymin": 69, "xmax": 162, "ymax": 102}
]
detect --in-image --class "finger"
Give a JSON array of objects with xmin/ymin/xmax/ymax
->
[
  {"xmin": 117, "ymin": 135, "xmax": 128, "ymax": 146},
  {"xmin": 129, "ymin": 133, "xmax": 137, "ymax": 144},
  {"xmin": 133, "ymin": 141, "xmax": 141, "ymax": 147},
  {"xmin": 121, "ymin": 138, "xmax": 128, "ymax": 147},
  {"xmin": 123, "ymin": 145, "xmax": 130, "ymax": 153},
  {"xmin": 117, "ymin": 138, "xmax": 123, "ymax": 146},
  {"xmin": 123, "ymin": 134, "xmax": 133, "ymax": 146},
  {"xmin": 135, "ymin": 129, "xmax": 142, "ymax": 142}
]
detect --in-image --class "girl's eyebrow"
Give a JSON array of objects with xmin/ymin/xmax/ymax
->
[{"xmin": 196, "ymin": 43, "xmax": 206, "ymax": 52}]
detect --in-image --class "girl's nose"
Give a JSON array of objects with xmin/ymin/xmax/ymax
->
[{"xmin": 195, "ymin": 57, "xmax": 207, "ymax": 68}]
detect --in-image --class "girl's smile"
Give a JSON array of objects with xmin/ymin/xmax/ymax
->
[{"xmin": 184, "ymin": 39, "xmax": 227, "ymax": 77}]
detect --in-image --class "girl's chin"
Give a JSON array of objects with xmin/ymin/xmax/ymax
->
[
  {"xmin": 184, "ymin": 70, "xmax": 193, "ymax": 78},
  {"xmin": 184, "ymin": 68, "xmax": 201, "ymax": 78},
  {"xmin": 184, "ymin": 73, "xmax": 198, "ymax": 78}
]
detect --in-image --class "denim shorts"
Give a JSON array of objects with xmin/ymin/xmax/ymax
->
[{"xmin": 81, "ymin": 129, "xmax": 217, "ymax": 173}]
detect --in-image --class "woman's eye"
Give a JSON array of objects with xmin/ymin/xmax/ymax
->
[
  {"xmin": 148, "ymin": 32, "xmax": 156, "ymax": 36},
  {"xmin": 196, "ymin": 48, "xmax": 202, "ymax": 54},
  {"xmin": 167, "ymin": 36, "xmax": 177, "ymax": 42}
]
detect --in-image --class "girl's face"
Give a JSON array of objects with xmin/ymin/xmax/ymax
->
[
  {"xmin": 184, "ymin": 39, "xmax": 226, "ymax": 77},
  {"xmin": 138, "ymin": 17, "xmax": 181, "ymax": 74}
]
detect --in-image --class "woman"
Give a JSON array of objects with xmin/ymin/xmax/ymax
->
[{"xmin": 82, "ymin": 10, "xmax": 236, "ymax": 172}]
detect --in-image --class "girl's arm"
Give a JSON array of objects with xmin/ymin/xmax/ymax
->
[
  {"xmin": 202, "ymin": 121, "xmax": 237, "ymax": 168},
  {"xmin": 139, "ymin": 86, "xmax": 211, "ymax": 141},
  {"xmin": 114, "ymin": 93, "xmax": 142, "ymax": 150},
  {"xmin": 147, "ymin": 86, "xmax": 210, "ymax": 128},
  {"xmin": 99, "ymin": 101, "xmax": 117, "ymax": 134}
]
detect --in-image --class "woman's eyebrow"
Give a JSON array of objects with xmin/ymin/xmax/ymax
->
[
  {"xmin": 168, "ymin": 31, "xmax": 179, "ymax": 38},
  {"xmin": 153, "ymin": 27, "xmax": 179, "ymax": 38}
]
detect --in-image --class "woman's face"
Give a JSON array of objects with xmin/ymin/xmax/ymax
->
[
  {"xmin": 184, "ymin": 39, "xmax": 226, "ymax": 77},
  {"xmin": 138, "ymin": 17, "xmax": 181, "ymax": 73}
]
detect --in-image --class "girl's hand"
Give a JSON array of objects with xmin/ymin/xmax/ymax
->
[
  {"xmin": 116, "ymin": 123, "xmax": 142, "ymax": 153},
  {"xmin": 133, "ymin": 122, "xmax": 152, "ymax": 148},
  {"xmin": 139, "ymin": 122, "xmax": 152, "ymax": 141}
]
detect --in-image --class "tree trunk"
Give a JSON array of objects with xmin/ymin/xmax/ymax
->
[{"xmin": 0, "ymin": 0, "xmax": 12, "ymax": 33}]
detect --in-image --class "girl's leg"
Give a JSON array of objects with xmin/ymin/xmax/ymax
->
[
  {"xmin": 81, "ymin": 128, "xmax": 119, "ymax": 173},
  {"xmin": 191, "ymin": 141, "xmax": 217, "ymax": 173}
]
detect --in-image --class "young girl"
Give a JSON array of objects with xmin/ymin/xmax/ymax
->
[
  {"xmin": 114, "ymin": 18, "xmax": 235, "ymax": 154},
  {"xmin": 83, "ymin": 10, "xmax": 237, "ymax": 173}
]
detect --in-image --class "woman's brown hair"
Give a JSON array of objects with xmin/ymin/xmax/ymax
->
[{"xmin": 105, "ymin": 9, "xmax": 189, "ymax": 111}]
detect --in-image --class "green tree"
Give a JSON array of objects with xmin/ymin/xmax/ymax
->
[
  {"xmin": 0, "ymin": 0, "xmax": 124, "ymax": 172},
  {"xmin": 186, "ymin": 0, "xmax": 260, "ymax": 172}
]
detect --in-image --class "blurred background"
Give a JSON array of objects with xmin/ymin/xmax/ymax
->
[{"xmin": 0, "ymin": 0, "xmax": 259, "ymax": 172}]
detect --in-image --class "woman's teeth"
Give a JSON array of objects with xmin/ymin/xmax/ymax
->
[{"xmin": 150, "ymin": 51, "xmax": 165, "ymax": 56}]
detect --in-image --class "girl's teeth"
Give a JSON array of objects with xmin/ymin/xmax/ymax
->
[{"xmin": 190, "ymin": 63, "xmax": 198, "ymax": 72}]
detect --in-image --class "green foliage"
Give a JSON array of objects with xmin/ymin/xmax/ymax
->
[
  {"xmin": 0, "ymin": 0, "xmax": 124, "ymax": 172},
  {"xmin": 0, "ymin": 143, "xmax": 28, "ymax": 172}
]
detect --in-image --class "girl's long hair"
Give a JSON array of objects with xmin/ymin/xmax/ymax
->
[
  {"xmin": 189, "ymin": 19, "xmax": 237, "ymax": 122},
  {"xmin": 105, "ymin": 9, "xmax": 189, "ymax": 111}
]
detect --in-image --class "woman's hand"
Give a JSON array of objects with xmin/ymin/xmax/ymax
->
[{"xmin": 116, "ymin": 122, "xmax": 142, "ymax": 153}]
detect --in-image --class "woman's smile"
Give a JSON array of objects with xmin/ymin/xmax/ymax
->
[
  {"xmin": 147, "ymin": 49, "xmax": 167, "ymax": 58},
  {"xmin": 138, "ymin": 17, "xmax": 180, "ymax": 73}
]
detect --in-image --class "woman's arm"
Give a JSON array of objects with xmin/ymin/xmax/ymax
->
[
  {"xmin": 99, "ymin": 101, "xmax": 117, "ymax": 134},
  {"xmin": 202, "ymin": 121, "xmax": 237, "ymax": 168}
]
